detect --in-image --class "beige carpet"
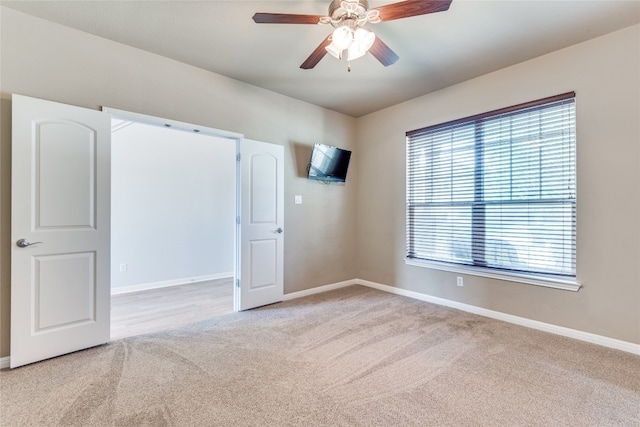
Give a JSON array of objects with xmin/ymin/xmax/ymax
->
[{"xmin": 1, "ymin": 285, "xmax": 639, "ymax": 426}]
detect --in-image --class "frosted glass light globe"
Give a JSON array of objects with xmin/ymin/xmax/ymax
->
[
  {"xmin": 348, "ymin": 28, "xmax": 375, "ymax": 60},
  {"xmin": 332, "ymin": 26, "xmax": 354, "ymax": 50},
  {"xmin": 325, "ymin": 42, "xmax": 343, "ymax": 59}
]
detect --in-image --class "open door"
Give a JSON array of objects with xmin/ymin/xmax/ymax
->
[
  {"xmin": 11, "ymin": 95, "xmax": 111, "ymax": 368},
  {"xmin": 236, "ymin": 139, "xmax": 284, "ymax": 311}
]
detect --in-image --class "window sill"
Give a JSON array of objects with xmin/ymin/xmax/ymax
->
[{"xmin": 404, "ymin": 258, "xmax": 581, "ymax": 292}]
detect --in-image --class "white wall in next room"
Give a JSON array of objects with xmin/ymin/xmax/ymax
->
[{"xmin": 111, "ymin": 121, "xmax": 236, "ymax": 292}]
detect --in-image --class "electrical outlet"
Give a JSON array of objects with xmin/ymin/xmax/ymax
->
[
  {"xmin": 294, "ymin": 195, "xmax": 302, "ymax": 204},
  {"xmin": 456, "ymin": 276, "xmax": 463, "ymax": 287},
  {"xmin": 119, "ymin": 263, "xmax": 127, "ymax": 272}
]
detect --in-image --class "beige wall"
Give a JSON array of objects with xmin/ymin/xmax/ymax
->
[
  {"xmin": 356, "ymin": 24, "xmax": 640, "ymax": 344},
  {"xmin": 0, "ymin": 8, "xmax": 358, "ymax": 358}
]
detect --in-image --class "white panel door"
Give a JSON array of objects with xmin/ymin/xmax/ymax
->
[
  {"xmin": 237, "ymin": 139, "xmax": 284, "ymax": 311},
  {"xmin": 11, "ymin": 94, "xmax": 111, "ymax": 368}
]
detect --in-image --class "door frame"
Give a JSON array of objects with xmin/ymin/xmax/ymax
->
[{"xmin": 104, "ymin": 107, "xmax": 244, "ymax": 310}]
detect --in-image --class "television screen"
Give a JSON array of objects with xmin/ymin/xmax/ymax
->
[{"xmin": 307, "ymin": 143, "xmax": 352, "ymax": 183}]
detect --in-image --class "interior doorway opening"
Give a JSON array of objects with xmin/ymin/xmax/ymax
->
[{"xmin": 109, "ymin": 116, "xmax": 237, "ymax": 339}]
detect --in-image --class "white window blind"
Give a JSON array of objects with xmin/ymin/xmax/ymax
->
[{"xmin": 406, "ymin": 92, "xmax": 576, "ymax": 278}]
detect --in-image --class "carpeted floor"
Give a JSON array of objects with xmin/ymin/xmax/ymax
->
[{"xmin": 1, "ymin": 285, "xmax": 639, "ymax": 426}]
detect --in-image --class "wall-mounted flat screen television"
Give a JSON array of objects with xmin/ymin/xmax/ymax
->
[{"xmin": 307, "ymin": 143, "xmax": 352, "ymax": 183}]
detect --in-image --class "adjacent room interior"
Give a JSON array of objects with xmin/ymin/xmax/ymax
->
[{"xmin": 110, "ymin": 119, "xmax": 236, "ymax": 339}]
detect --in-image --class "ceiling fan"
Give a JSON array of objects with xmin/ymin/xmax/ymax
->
[{"xmin": 252, "ymin": 0, "xmax": 452, "ymax": 71}]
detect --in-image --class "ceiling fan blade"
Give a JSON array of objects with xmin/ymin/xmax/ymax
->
[
  {"xmin": 369, "ymin": 37, "xmax": 399, "ymax": 67},
  {"xmin": 252, "ymin": 13, "xmax": 324, "ymax": 24},
  {"xmin": 375, "ymin": 0, "xmax": 452, "ymax": 22},
  {"xmin": 300, "ymin": 36, "xmax": 332, "ymax": 69}
]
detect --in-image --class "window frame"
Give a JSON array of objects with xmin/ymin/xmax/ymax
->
[{"xmin": 405, "ymin": 92, "xmax": 580, "ymax": 291}]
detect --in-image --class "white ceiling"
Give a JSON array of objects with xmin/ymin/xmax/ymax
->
[{"xmin": 2, "ymin": 0, "xmax": 639, "ymax": 117}]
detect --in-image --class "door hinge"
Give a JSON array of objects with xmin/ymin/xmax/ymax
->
[
  {"xmin": 236, "ymin": 153, "xmax": 241, "ymax": 162},
  {"xmin": 236, "ymin": 216, "xmax": 240, "ymax": 224},
  {"xmin": 236, "ymin": 279, "xmax": 240, "ymax": 288}
]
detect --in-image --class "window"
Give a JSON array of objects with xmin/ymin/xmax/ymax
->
[{"xmin": 406, "ymin": 92, "xmax": 576, "ymax": 284}]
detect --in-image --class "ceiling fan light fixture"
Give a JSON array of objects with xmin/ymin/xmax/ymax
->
[
  {"xmin": 347, "ymin": 29, "xmax": 375, "ymax": 60},
  {"xmin": 325, "ymin": 42, "xmax": 344, "ymax": 59},
  {"xmin": 354, "ymin": 28, "xmax": 375, "ymax": 50},
  {"xmin": 331, "ymin": 26, "xmax": 354, "ymax": 50},
  {"xmin": 347, "ymin": 46, "xmax": 367, "ymax": 61}
]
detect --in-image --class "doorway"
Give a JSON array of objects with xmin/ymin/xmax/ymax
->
[{"xmin": 109, "ymin": 117, "xmax": 236, "ymax": 338}]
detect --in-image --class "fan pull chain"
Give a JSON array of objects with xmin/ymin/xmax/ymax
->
[{"xmin": 348, "ymin": 61, "xmax": 351, "ymax": 72}]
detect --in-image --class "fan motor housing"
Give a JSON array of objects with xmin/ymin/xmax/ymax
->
[{"xmin": 328, "ymin": 0, "xmax": 370, "ymax": 20}]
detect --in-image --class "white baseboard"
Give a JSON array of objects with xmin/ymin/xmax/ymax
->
[
  {"xmin": 0, "ymin": 356, "xmax": 9, "ymax": 369},
  {"xmin": 111, "ymin": 272, "xmax": 233, "ymax": 296},
  {"xmin": 283, "ymin": 279, "xmax": 356, "ymax": 301},
  {"xmin": 356, "ymin": 278, "xmax": 640, "ymax": 356}
]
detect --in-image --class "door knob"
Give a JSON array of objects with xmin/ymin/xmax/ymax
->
[
  {"xmin": 16, "ymin": 238, "xmax": 42, "ymax": 248},
  {"xmin": 274, "ymin": 228, "xmax": 283, "ymax": 234}
]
